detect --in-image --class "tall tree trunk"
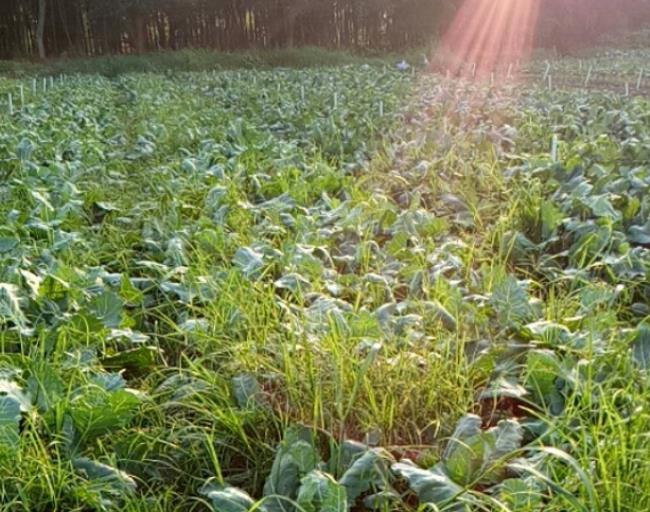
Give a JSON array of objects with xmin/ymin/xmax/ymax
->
[
  {"xmin": 36, "ymin": 0, "xmax": 47, "ymax": 59},
  {"xmin": 134, "ymin": 14, "xmax": 146, "ymax": 53}
]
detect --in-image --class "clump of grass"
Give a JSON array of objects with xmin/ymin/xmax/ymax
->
[{"xmin": 0, "ymin": 47, "xmax": 398, "ymax": 78}]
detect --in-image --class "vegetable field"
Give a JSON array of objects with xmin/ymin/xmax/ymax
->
[{"xmin": 0, "ymin": 52, "xmax": 649, "ymax": 511}]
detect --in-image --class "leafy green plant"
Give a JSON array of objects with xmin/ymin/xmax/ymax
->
[{"xmin": 0, "ymin": 50, "xmax": 649, "ymax": 512}]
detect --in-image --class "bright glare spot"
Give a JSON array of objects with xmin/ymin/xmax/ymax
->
[{"xmin": 436, "ymin": 0, "xmax": 541, "ymax": 79}]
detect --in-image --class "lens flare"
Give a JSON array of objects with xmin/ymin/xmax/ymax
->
[{"xmin": 436, "ymin": 0, "xmax": 541, "ymax": 80}]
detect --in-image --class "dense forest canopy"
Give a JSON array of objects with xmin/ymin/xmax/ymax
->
[{"xmin": 1, "ymin": 0, "xmax": 649, "ymax": 60}]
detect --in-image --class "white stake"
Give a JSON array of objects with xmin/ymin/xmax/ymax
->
[
  {"xmin": 543, "ymin": 61, "xmax": 551, "ymax": 81},
  {"xmin": 625, "ymin": 82, "xmax": 630, "ymax": 97},
  {"xmin": 49, "ymin": 76, "xmax": 54, "ymax": 88},
  {"xmin": 333, "ymin": 92, "xmax": 338, "ymax": 109},
  {"xmin": 19, "ymin": 85, "xmax": 24, "ymax": 108},
  {"xmin": 300, "ymin": 85, "xmax": 305, "ymax": 102},
  {"xmin": 379, "ymin": 100, "xmax": 384, "ymax": 117},
  {"xmin": 551, "ymin": 134, "xmax": 558, "ymax": 162},
  {"xmin": 507, "ymin": 63, "xmax": 512, "ymax": 79},
  {"xmin": 32, "ymin": 78, "xmax": 36, "ymax": 94},
  {"xmin": 637, "ymin": 69, "xmax": 644, "ymax": 90},
  {"xmin": 548, "ymin": 74, "xmax": 553, "ymax": 91},
  {"xmin": 585, "ymin": 66, "xmax": 593, "ymax": 87},
  {"xmin": 8, "ymin": 93, "xmax": 13, "ymax": 115},
  {"xmin": 490, "ymin": 72, "xmax": 495, "ymax": 86},
  {"xmin": 43, "ymin": 77, "xmax": 47, "ymax": 92}
]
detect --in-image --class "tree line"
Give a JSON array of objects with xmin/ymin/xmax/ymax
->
[{"xmin": 1, "ymin": 0, "xmax": 649, "ymax": 60}]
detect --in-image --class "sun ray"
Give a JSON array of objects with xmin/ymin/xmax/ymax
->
[
  {"xmin": 466, "ymin": 1, "xmax": 509, "ymax": 76},
  {"xmin": 440, "ymin": 0, "xmax": 495, "ymax": 74},
  {"xmin": 478, "ymin": 0, "xmax": 518, "ymax": 74},
  {"xmin": 436, "ymin": 0, "xmax": 541, "ymax": 80}
]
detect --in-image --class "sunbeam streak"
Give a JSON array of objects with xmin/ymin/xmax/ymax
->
[{"xmin": 436, "ymin": 0, "xmax": 542, "ymax": 79}]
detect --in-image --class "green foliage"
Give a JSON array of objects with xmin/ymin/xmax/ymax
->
[
  {"xmin": 632, "ymin": 324, "xmax": 650, "ymax": 370},
  {"xmin": 0, "ymin": 51, "xmax": 649, "ymax": 512},
  {"xmin": 339, "ymin": 449, "xmax": 393, "ymax": 502},
  {"xmin": 200, "ymin": 482, "xmax": 257, "ymax": 512},
  {"xmin": 262, "ymin": 427, "xmax": 321, "ymax": 511},
  {"xmin": 296, "ymin": 471, "xmax": 347, "ymax": 512},
  {"xmin": 0, "ymin": 395, "xmax": 22, "ymax": 454},
  {"xmin": 392, "ymin": 462, "xmax": 468, "ymax": 509},
  {"xmin": 0, "ymin": 48, "xmax": 393, "ymax": 78}
]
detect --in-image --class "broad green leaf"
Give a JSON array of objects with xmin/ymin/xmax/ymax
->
[
  {"xmin": 581, "ymin": 194, "xmax": 620, "ymax": 220},
  {"xmin": 632, "ymin": 324, "xmax": 650, "ymax": 370},
  {"xmin": 205, "ymin": 185, "xmax": 229, "ymax": 209},
  {"xmin": 525, "ymin": 350, "xmax": 564, "ymax": 413},
  {"xmin": 442, "ymin": 416, "xmax": 523, "ymax": 486},
  {"xmin": 339, "ymin": 448, "xmax": 393, "ymax": 502},
  {"xmin": 0, "ymin": 283, "xmax": 29, "ymax": 332},
  {"xmin": 70, "ymin": 387, "xmax": 141, "ymax": 441},
  {"xmin": 0, "ymin": 379, "xmax": 31, "ymax": 412},
  {"xmin": 263, "ymin": 427, "xmax": 321, "ymax": 512},
  {"xmin": 88, "ymin": 291, "xmax": 123, "ymax": 329},
  {"xmin": 19, "ymin": 269, "xmax": 42, "ymax": 298},
  {"xmin": 296, "ymin": 470, "xmax": 347, "ymax": 512},
  {"xmin": 426, "ymin": 300, "xmax": 458, "ymax": 331},
  {"xmin": 119, "ymin": 274, "xmax": 144, "ymax": 305},
  {"xmin": 485, "ymin": 420, "xmax": 524, "ymax": 473},
  {"xmin": 27, "ymin": 364, "xmax": 64, "ymax": 412},
  {"xmin": 328, "ymin": 440, "xmax": 367, "ymax": 476},
  {"xmin": 628, "ymin": 221, "xmax": 650, "ymax": 245},
  {"xmin": 95, "ymin": 201, "xmax": 120, "ymax": 212},
  {"xmin": 0, "ymin": 396, "xmax": 21, "ymax": 453},
  {"xmin": 107, "ymin": 328, "xmax": 150, "ymax": 345},
  {"xmin": 490, "ymin": 277, "xmax": 539, "ymax": 328},
  {"xmin": 200, "ymin": 481, "xmax": 256, "ymax": 512},
  {"xmin": 91, "ymin": 372, "xmax": 127, "ymax": 391},
  {"xmin": 101, "ymin": 346, "xmax": 160, "ymax": 371},
  {"xmin": 274, "ymin": 273, "xmax": 311, "ymax": 293},
  {"xmin": 232, "ymin": 373, "xmax": 264, "ymax": 409},
  {"xmin": 16, "ymin": 137, "xmax": 35, "ymax": 161},
  {"xmin": 540, "ymin": 200, "xmax": 563, "ymax": 239},
  {"xmin": 442, "ymin": 415, "xmax": 484, "ymax": 485},
  {"xmin": 165, "ymin": 236, "xmax": 187, "ymax": 267},
  {"xmin": 233, "ymin": 247, "xmax": 265, "ymax": 278},
  {"xmin": 502, "ymin": 231, "xmax": 538, "ymax": 262},
  {"xmin": 523, "ymin": 321, "xmax": 571, "ymax": 345},
  {"xmin": 508, "ymin": 447, "xmax": 595, "ymax": 512},
  {"xmin": 442, "ymin": 415, "xmax": 482, "ymax": 461},
  {"xmin": 362, "ymin": 490, "xmax": 401, "ymax": 510},
  {"xmin": 392, "ymin": 461, "xmax": 468, "ymax": 510},
  {"xmin": 73, "ymin": 457, "xmax": 137, "ymax": 493},
  {"xmin": 498, "ymin": 478, "xmax": 543, "ymax": 510},
  {"xmin": 181, "ymin": 158, "xmax": 197, "ymax": 173},
  {"xmin": 0, "ymin": 237, "xmax": 18, "ymax": 253},
  {"xmin": 30, "ymin": 190, "xmax": 54, "ymax": 211},
  {"xmin": 479, "ymin": 377, "xmax": 528, "ymax": 401}
]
